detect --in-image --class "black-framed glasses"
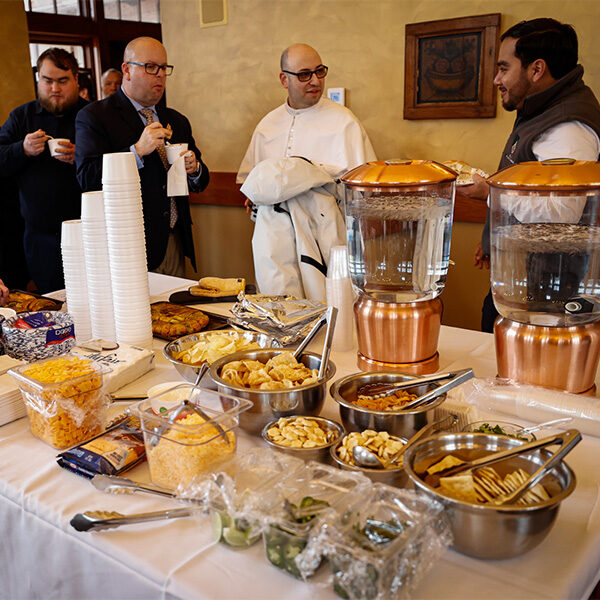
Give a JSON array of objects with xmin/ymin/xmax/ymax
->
[
  {"xmin": 127, "ymin": 61, "xmax": 174, "ymax": 76},
  {"xmin": 282, "ymin": 65, "xmax": 328, "ymax": 82}
]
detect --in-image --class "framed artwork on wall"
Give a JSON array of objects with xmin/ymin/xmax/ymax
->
[{"xmin": 404, "ymin": 13, "xmax": 501, "ymax": 119}]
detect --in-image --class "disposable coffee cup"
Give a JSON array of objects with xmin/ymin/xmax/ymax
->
[
  {"xmin": 61, "ymin": 220, "xmax": 84, "ymax": 248},
  {"xmin": 166, "ymin": 143, "xmax": 188, "ymax": 164},
  {"xmin": 48, "ymin": 138, "xmax": 70, "ymax": 157},
  {"xmin": 102, "ymin": 152, "xmax": 139, "ymax": 183},
  {"xmin": 81, "ymin": 191, "xmax": 105, "ymax": 220}
]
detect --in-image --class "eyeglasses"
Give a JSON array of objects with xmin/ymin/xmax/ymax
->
[
  {"xmin": 127, "ymin": 62, "xmax": 174, "ymax": 76},
  {"xmin": 282, "ymin": 65, "xmax": 328, "ymax": 82}
]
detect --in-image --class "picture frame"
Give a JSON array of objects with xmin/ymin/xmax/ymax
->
[{"xmin": 404, "ymin": 13, "xmax": 501, "ymax": 119}]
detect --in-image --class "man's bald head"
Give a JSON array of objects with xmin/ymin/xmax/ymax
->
[
  {"xmin": 122, "ymin": 37, "xmax": 168, "ymax": 106},
  {"xmin": 279, "ymin": 44, "xmax": 326, "ymax": 109},
  {"xmin": 280, "ymin": 44, "xmax": 322, "ymax": 71}
]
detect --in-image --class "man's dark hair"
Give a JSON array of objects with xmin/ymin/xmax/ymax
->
[
  {"xmin": 36, "ymin": 48, "xmax": 79, "ymax": 76},
  {"xmin": 501, "ymin": 18, "xmax": 578, "ymax": 79}
]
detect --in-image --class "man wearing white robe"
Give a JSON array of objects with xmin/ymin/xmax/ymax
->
[{"xmin": 237, "ymin": 43, "xmax": 376, "ymax": 298}]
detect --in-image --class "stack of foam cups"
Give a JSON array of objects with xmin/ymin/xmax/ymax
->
[
  {"xmin": 80, "ymin": 191, "xmax": 116, "ymax": 341},
  {"xmin": 61, "ymin": 219, "xmax": 92, "ymax": 341},
  {"xmin": 102, "ymin": 152, "xmax": 153, "ymax": 347}
]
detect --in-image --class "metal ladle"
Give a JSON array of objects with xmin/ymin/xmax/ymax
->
[{"xmin": 352, "ymin": 414, "xmax": 458, "ymax": 469}]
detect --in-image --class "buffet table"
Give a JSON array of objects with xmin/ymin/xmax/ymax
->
[{"xmin": 1, "ymin": 274, "xmax": 599, "ymax": 600}]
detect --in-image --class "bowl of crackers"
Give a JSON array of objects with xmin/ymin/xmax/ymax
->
[
  {"xmin": 209, "ymin": 349, "xmax": 336, "ymax": 436},
  {"xmin": 261, "ymin": 415, "xmax": 344, "ymax": 465},
  {"xmin": 163, "ymin": 329, "xmax": 279, "ymax": 387}
]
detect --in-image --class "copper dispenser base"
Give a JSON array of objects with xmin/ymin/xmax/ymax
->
[
  {"xmin": 354, "ymin": 295, "xmax": 442, "ymax": 375},
  {"xmin": 495, "ymin": 317, "xmax": 600, "ymax": 394}
]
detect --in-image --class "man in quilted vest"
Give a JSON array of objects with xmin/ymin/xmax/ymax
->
[{"xmin": 462, "ymin": 18, "xmax": 600, "ymax": 332}]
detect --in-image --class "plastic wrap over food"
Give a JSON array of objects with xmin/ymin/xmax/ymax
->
[
  {"xmin": 229, "ymin": 293, "xmax": 327, "ymax": 345},
  {"xmin": 8, "ymin": 354, "xmax": 110, "ymax": 449},
  {"xmin": 448, "ymin": 377, "xmax": 600, "ymax": 438},
  {"xmin": 177, "ymin": 448, "xmax": 305, "ymax": 549},
  {"xmin": 258, "ymin": 461, "xmax": 371, "ymax": 580},
  {"xmin": 314, "ymin": 484, "xmax": 452, "ymax": 600}
]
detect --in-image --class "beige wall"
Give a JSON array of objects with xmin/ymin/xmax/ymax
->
[
  {"xmin": 162, "ymin": 0, "xmax": 600, "ymax": 329},
  {"xmin": 0, "ymin": 1, "xmax": 34, "ymax": 122}
]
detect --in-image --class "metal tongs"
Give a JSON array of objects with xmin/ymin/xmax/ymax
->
[
  {"xmin": 91, "ymin": 474, "xmax": 179, "ymax": 499},
  {"xmin": 70, "ymin": 508, "xmax": 196, "ymax": 532},
  {"xmin": 149, "ymin": 362, "xmax": 229, "ymax": 448},
  {"xmin": 291, "ymin": 305, "xmax": 337, "ymax": 380},
  {"xmin": 422, "ymin": 429, "xmax": 581, "ymax": 505}
]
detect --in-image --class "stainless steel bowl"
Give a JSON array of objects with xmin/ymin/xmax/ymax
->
[
  {"xmin": 163, "ymin": 329, "xmax": 278, "ymax": 387},
  {"xmin": 329, "ymin": 436, "xmax": 410, "ymax": 487},
  {"xmin": 261, "ymin": 416, "xmax": 344, "ymax": 465},
  {"xmin": 403, "ymin": 432, "xmax": 576, "ymax": 559},
  {"xmin": 209, "ymin": 349, "xmax": 336, "ymax": 436},
  {"xmin": 330, "ymin": 371, "xmax": 447, "ymax": 439}
]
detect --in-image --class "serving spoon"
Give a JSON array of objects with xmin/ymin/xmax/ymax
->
[{"xmin": 352, "ymin": 414, "xmax": 458, "ymax": 469}]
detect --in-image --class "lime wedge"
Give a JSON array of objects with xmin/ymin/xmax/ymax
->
[
  {"xmin": 222, "ymin": 526, "xmax": 252, "ymax": 547},
  {"xmin": 210, "ymin": 511, "xmax": 223, "ymax": 542}
]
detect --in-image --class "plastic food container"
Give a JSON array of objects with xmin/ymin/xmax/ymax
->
[
  {"xmin": 1, "ymin": 311, "xmax": 75, "ymax": 361},
  {"xmin": 9, "ymin": 354, "xmax": 109, "ymax": 449},
  {"xmin": 130, "ymin": 385, "xmax": 252, "ymax": 490},
  {"xmin": 462, "ymin": 420, "xmax": 535, "ymax": 442},
  {"xmin": 261, "ymin": 462, "xmax": 370, "ymax": 580},
  {"xmin": 318, "ymin": 484, "xmax": 451, "ymax": 600},
  {"xmin": 202, "ymin": 448, "xmax": 305, "ymax": 549}
]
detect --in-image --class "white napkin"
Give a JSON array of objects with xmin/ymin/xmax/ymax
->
[{"xmin": 167, "ymin": 156, "xmax": 189, "ymax": 197}]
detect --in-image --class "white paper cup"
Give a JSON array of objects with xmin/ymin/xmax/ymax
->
[
  {"xmin": 80, "ymin": 191, "xmax": 105, "ymax": 220},
  {"xmin": 48, "ymin": 138, "xmax": 70, "ymax": 157},
  {"xmin": 102, "ymin": 152, "xmax": 139, "ymax": 183},
  {"xmin": 166, "ymin": 143, "xmax": 188, "ymax": 164},
  {"xmin": 61, "ymin": 220, "xmax": 84, "ymax": 247}
]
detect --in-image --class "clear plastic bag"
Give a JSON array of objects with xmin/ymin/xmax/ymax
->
[{"xmin": 315, "ymin": 484, "xmax": 452, "ymax": 600}]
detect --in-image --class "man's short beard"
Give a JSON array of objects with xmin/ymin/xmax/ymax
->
[{"xmin": 38, "ymin": 94, "xmax": 77, "ymax": 116}]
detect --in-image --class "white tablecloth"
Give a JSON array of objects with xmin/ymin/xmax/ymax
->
[{"xmin": 1, "ymin": 274, "xmax": 599, "ymax": 600}]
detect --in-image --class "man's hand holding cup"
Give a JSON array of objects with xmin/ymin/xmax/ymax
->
[{"xmin": 49, "ymin": 138, "xmax": 75, "ymax": 164}]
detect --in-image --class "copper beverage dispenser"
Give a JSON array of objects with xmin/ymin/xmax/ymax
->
[
  {"xmin": 341, "ymin": 160, "xmax": 457, "ymax": 374},
  {"xmin": 489, "ymin": 159, "xmax": 600, "ymax": 393}
]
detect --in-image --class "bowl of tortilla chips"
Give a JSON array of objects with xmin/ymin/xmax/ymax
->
[
  {"xmin": 209, "ymin": 349, "xmax": 336, "ymax": 436},
  {"xmin": 403, "ymin": 432, "xmax": 576, "ymax": 559}
]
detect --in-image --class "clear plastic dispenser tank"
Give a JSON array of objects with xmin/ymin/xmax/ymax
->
[
  {"xmin": 488, "ymin": 159, "xmax": 600, "ymax": 327},
  {"xmin": 342, "ymin": 160, "xmax": 456, "ymax": 303}
]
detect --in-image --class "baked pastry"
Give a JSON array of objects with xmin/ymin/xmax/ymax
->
[
  {"xmin": 189, "ymin": 277, "xmax": 246, "ymax": 298},
  {"xmin": 442, "ymin": 160, "xmax": 489, "ymax": 186},
  {"xmin": 6, "ymin": 291, "xmax": 61, "ymax": 313},
  {"xmin": 150, "ymin": 302, "xmax": 209, "ymax": 340}
]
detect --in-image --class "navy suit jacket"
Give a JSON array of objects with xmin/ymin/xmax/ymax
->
[{"xmin": 75, "ymin": 89, "xmax": 209, "ymax": 270}]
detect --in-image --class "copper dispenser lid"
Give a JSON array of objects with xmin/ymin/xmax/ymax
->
[
  {"xmin": 341, "ymin": 159, "xmax": 457, "ymax": 188},
  {"xmin": 489, "ymin": 159, "xmax": 600, "ymax": 191}
]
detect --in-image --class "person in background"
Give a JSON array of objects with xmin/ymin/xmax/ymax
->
[
  {"xmin": 78, "ymin": 72, "xmax": 95, "ymax": 102},
  {"xmin": 0, "ymin": 278, "xmax": 8, "ymax": 305},
  {"xmin": 237, "ymin": 43, "xmax": 376, "ymax": 297},
  {"xmin": 101, "ymin": 68, "xmax": 122, "ymax": 97},
  {"xmin": 462, "ymin": 18, "xmax": 600, "ymax": 332},
  {"xmin": 0, "ymin": 48, "xmax": 86, "ymax": 293},
  {"xmin": 75, "ymin": 37, "xmax": 209, "ymax": 277}
]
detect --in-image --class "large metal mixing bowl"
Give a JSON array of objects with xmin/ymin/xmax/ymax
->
[
  {"xmin": 403, "ymin": 432, "xmax": 576, "ymax": 559},
  {"xmin": 330, "ymin": 371, "xmax": 447, "ymax": 439},
  {"xmin": 209, "ymin": 349, "xmax": 336, "ymax": 436},
  {"xmin": 163, "ymin": 330, "xmax": 278, "ymax": 387}
]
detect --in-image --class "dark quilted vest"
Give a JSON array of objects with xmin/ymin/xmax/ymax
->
[{"xmin": 481, "ymin": 65, "xmax": 600, "ymax": 254}]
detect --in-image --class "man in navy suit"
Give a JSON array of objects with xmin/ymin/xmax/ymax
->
[{"xmin": 75, "ymin": 37, "xmax": 209, "ymax": 276}]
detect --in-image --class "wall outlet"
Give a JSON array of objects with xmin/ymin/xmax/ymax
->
[{"xmin": 327, "ymin": 87, "xmax": 346, "ymax": 106}]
